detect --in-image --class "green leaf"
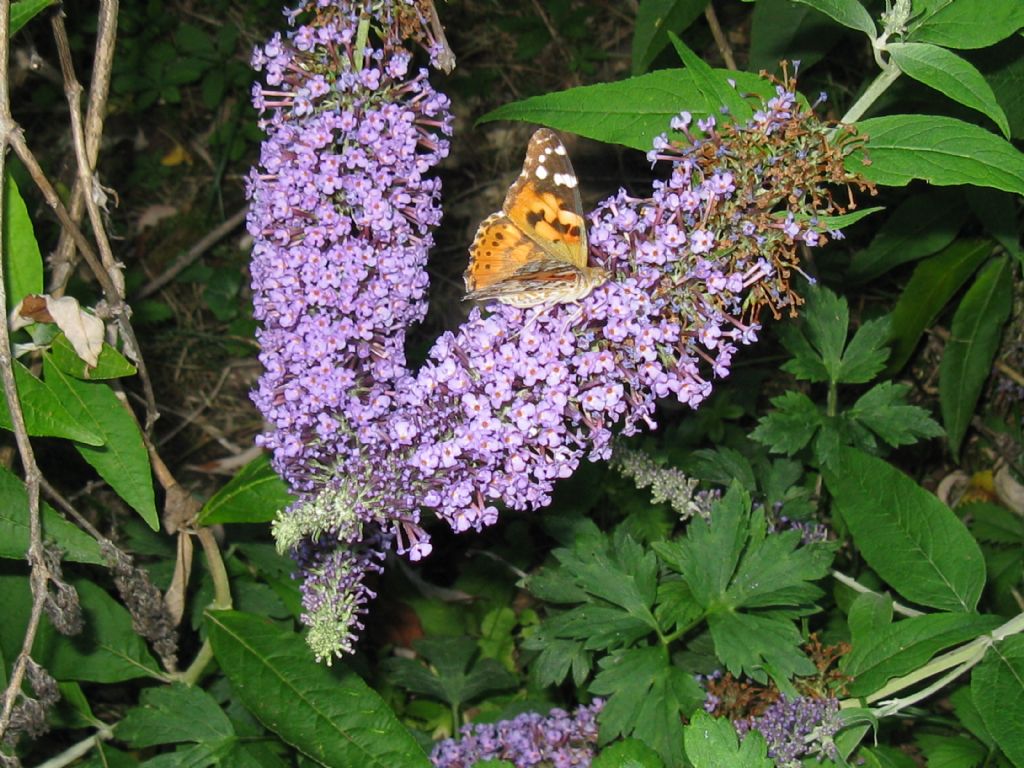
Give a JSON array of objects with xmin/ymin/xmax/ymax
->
[
  {"xmin": 683, "ymin": 711, "xmax": 773, "ymax": 768},
  {"xmin": 631, "ymin": 0, "xmax": 705, "ymax": 75},
  {"xmin": 118, "ymin": 684, "xmax": 235, "ymax": 748},
  {"xmin": 939, "ymin": 256, "xmax": 1013, "ymax": 457},
  {"xmin": 967, "ymin": 187, "xmax": 1024, "ymax": 264},
  {"xmin": 46, "ymin": 580, "xmax": 162, "ymax": 682},
  {"xmin": 48, "ymin": 333, "xmax": 137, "ymax": 380},
  {"xmin": 916, "ymin": 733, "xmax": 987, "ymax": 768},
  {"xmin": 886, "ymin": 239, "xmax": 992, "ymax": 374},
  {"xmin": 479, "ymin": 69, "xmax": 775, "ymax": 151},
  {"xmin": 978, "ymin": 35, "xmax": 1024, "ymax": 140},
  {"xmin": 950, "ymin": 686, "xmax": 998, "ymax": 750},
  {"xmin": 591, "ymin": 646, "xmax": 703, "ymax": 767},
  {"xmin": 751, "ymin": 391, "xmax": 823, "ymax": 455},
  {"xmin": 199, "ymin": 453, "xmax": 295, "ymax": 525},
  {"xmin": 843, "ymin": 611, "xmax": 1001, "ymax": 697},
  {"xmin": 207, "ymin": 610, "xmax": 430, "ymax": 768},
  {"xmin": 823, "ymin": 447, "xmax": 986, "ymax": 612},
  {"xmin": 850, "ymin": 115, "xmax": 1024, "ymax": 194},
  {"xmin": 847, "ymin": 189, "xmax": 969, "ymax": 283},
  {"xmin": 963, "ymin": 502, "xmax": 1024, "ymax": 544},
  {"xmin": 848, "ymin": 381, "xmax": 945, "ymax": 448},
  {"xmin": 2, "ymin": 171, "xmax": 43, "ymax": 311},
  {"xmin": 0, "ymin": 464, "xmax": 103, "ymax": 564},
  {"xmin": 749, "ymin": 0, "xmax": 845, "ymax": 72},
  {"xmin": 907, "ymin": 0, "xmax": 1024, "ymax": 49},
  {"xmin": 10, "ymin": 0, "xmax": 58, "ymax": 36},
  {"xmin": 791, "ymin": 0, "xmax": 876, "ymax": 37},
  {"xmin": 383, "ymin": 636, "xmax": 516, "ymax": 709},
  {"xmin": 43, "ymin": 358, "xmax": 158, "ymax": 530},
  {"xmin": 971, "ymin": 634, "xmax": 1024, "ymax": 766},
  {"xmin": 593, "ymin": 738, "xmax": 665, "ymax": 768},
  {"xmin": 709, "ymin": 610, "xmax": 817, "ymax": 680},
  {"xmin": 666, "ymin": 34, "xmax": 752, "ymax": 123},
  {"xmin": 858, "ymin": 745, "xmax": 919, "ymax": 767},
  {"xmin": 887, "ymin": 43, "xmax": 1010, "ymax": 139},
  {"xmin": 0, "ymin": 358, "xmax": 103, "ymax": 444}
]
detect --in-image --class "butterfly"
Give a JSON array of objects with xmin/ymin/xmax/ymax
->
[{"xmin": 463, "ymin": 128, "xmax": 609, "ymax": 308}]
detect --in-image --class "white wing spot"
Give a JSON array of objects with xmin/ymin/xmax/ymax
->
[
  {"xmin": 553, "ymin": 145, "xmax": 567, "ymax": 156},
  {"xmin": 537, "ymin": 154, "xmax": 547, "ymax": 164},
  {"xmin": 535, "ymin": 165, "xmax": 549, "ymax": 180},
  {"xmin": 554, "ymin": 172, "xmax": 577, "ymax": 188}
]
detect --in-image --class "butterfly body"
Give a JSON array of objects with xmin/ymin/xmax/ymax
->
[{"xmin": 464, "ymin": 129, "xmax": 608, "ymax": 308}]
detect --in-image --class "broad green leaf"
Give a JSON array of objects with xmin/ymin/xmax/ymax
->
[
  {"xmin": 963, "ymin": 502, "xmax": 1024, "ymax": 544},
  {"xmin": 592, "ymin": 738, "xmax": 665, "ymax": 768},
  {"xmin": 591, "ymin": 646, "xmax": 703, "ymax": 767},
  {"xmin": 971, "ymin": 635, "xmax": 1024, "ymax": 766},
  {"xmin": 749, "ymin": 0, "xmax": 844, "ymax": 72},
  {"xmin": 850, "ymin": 115, "xmax": 1024, "ymax": 194},
  {"xmin": 847, "ymin": 189, "xmax": 968, "ymax": 283},
  {"xmin": 916, "ymin": 733, "xmax": 987, "ymax": 768},
  {"xmin": 0, "ymin": 358, "xmax": 102, "ymax": 444},
  {"xmin": 199, "ymin": 453, "xmax": 295, "ymax": 525},
  {"xmin": 907, "ymin": 0, "xmax": 1024, "ymax": 49},
  {"xmin": 206, "ymin": 610, "xmax": 430, "ymax": 768},
  {"xmin": 479, "ymin": 69, "xmax": 775, "ymax": 152},
  {"xmin": 849, "ymin": 381, "xmax": 945, "ymax": 448},
  {"xmin": 41, "ymin": 580, "xmax": 162, "ymax": 682},
  {"xmin": 631, "ymin": 0, "xmax": 705, "ymax": 75},
  {"xmin": 824, "ymin": 447, "xmax": 986, "ymax": 612},
  {"xmin": 859, "ymin": 745, "xmax": 923, "ymax": 767},
  {"xmin": 43, "ymin": 358, "xmax": 158, "ymax": 530},
  {"xmin": 791, "ymin": 0, "xmax": 876, "ymax": 37},
  {"xmin": 683, "ymin": 711, "xmax": 773, "ymax": 768},
  {"xmin": 667, "ymin": 34, "xmax": 752, "ymax": 123},
  {"xmin": 887, "ymin": 43, "xmax": 1010, "ymax": 139},
  {"xmin": 118, "ymin": 684, "xmax": 234, "ymax": 748},
  {"xmin": 966, "ymin": 187, "xmax": 1024, "ymax": 264},
  {"xmin": 843, "ymin": 612, "xmax": 1001, "ymax": 697},
  {"xmin": 978, "ymin": 35, "xmax": 1024, "ymax": 140},
  {"xmin": 11, "ymin": 0, "xmax": 59, "ymax": 36},
  {"xmin": 950, "ymin": 687, "xmax": 997, "ymax": 750},
  {"xmin": 939, "ymin": 256, "xmax": 1012, "ymax": 456},
  {"xmin": 0, "ymin": 464, "xmax": 103, "ymax": 564},
  {"xmin": 886, "ymin": 239, "xmax": 992, "ymax": 374},
  {"xmin": 48, "ymin": 333, "xmax": 137, "ymax": 380},
  {"xmin": 2, "ymin": 171, "xmax": 43, "ymax": 311}
]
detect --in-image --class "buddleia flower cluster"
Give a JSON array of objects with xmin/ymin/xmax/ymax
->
[
  {"xmin": 734, "ymin": 695, "xmax": 841, "ymax": 767},
  {"xmin": 430, "ymin": 700, "xmax": 604, "ymax": 768},
  {"xmin": 250, "ymin": 5, "xmax": 870, "ymax": 660},
  {"xmin": 247, "ymin": 0, "xmax": 452, "ymax": 658}
]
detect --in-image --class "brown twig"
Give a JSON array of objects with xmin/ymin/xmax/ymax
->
[
  {"xmin": 134, "ymin": 206, "xmax": 248, "ymax": 300},
  {"xmin": 704, "ymin": 2, "xmax": 737, "ymax": 71},
  {"xmin": 49, "ymin": 0, "xmax": 118, "ymax": 297},
  {"xmin": 0, "ymin": 0, "xmax": 50, "ymax": 742}
]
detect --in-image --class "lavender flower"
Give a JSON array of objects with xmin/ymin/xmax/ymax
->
[
  {"xmin": 734, "ymin": 695, "xmax": 841, "ymax": 767},
  {"xmin": 430, "ymin": 700, "xmax": 604, "ymax": 768}
]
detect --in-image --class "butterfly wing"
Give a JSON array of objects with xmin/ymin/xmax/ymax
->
[{"xmin": 500, "ymin": 128, "xmax": 588, "ymax": 269}]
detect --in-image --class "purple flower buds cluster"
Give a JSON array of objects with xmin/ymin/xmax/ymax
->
[
  {"xmin": 430, "ymin": 700, "xmax": 604, "ymax": 768},
  {"xmin": 734, "ymin": 695, "xmax": 841, "ymax": 767}
]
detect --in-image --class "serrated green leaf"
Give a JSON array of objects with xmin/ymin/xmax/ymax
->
[
  {"xmin": 916, "ymin": 733, "xmax": 987, "ymax": 768},
  {"xmin": 791, "ymin": 0, "xmax": 876, "ymax": 37},
  {"xmin": 683, "ymin": 711, "xmax": 773, "ymax": 768},
  {"xmin": 940, "ymin": 256, "xmax": 1013, "ymax": 457},
  {"xmin": 525, "ymin": 634, "xmax": 592, "ymax": 688},
  {"xmin": 847, "ymin": 189, "xmax": 968, "ymax": 283},
  {"xmin": 849, "ymin": 381, "xmax": 944, "ymax": 448},
  {"xmin": 850, "ymin": 115, "xmax": 1024, "ymax": 194},
  {"xmin": 838, "ymin": 316, "xmax": 891, "ymax": 384},
  {"xmin": 949, "ymin": 687, "xmax": 997, "ymax": 750},
  {"xmin": 118, "ymin": 684, "xmax": 234, "ymax": 748},
  {"xmin": 199, "ymin": 453, "xmax": 295, "ymax": 525},
  {"xmin": 886, "ymin": 239, "xmax": 992, "ymax": 374},
  {"xmin": 3, "ymin": 171, "xmax": 43, "ymax": 311},
  {"xmin": 479, "ymin": 69, "xmax": 775, "ymax": 152},
  {"xmin": 0, "ymin": 464, "xmax": 103, "ymax": 564},
  {"xmin": 593, "ymin": 737, "xmax": 665, "ymax": 768},
  {"xmin": 11, "ymin": 0, "xmax": 59, "ymax": 36},
  {"xmin": 591, "ymin": 646, "xmax": 702, "ymax": 766},
  {"xmin": 962, "ymin": 502, "xmax": 1024, "ymax": 544},
  {"xmin": 684, "ymin": 446, "xmax": 756, "ymax": 490},
  {"xmin": 709, "ymin": 610, "xmax": 817, "ymax": 681},
  {"xmin": 207, "ymin": 610, "xmax": 430, "ymax": 768},
  {"xmin": 971, "ymin": 635, "xmax": 1024, "ymax": 766},
  {"xmin": 798, "ymin": 284, "xmax": 849, "ymax": 381},
  {"xmin": 888, "ymin": 43, "xmax": 1010, "ymax": 139},
  {"xmin": 48, "ymin": 333, "xmax": 137, "ymax": 380},
  {"xmin": 667, "ymin": 34, "xmax": 752, "ymax": 123},
  {"xmin": 43, "ymin": 359, "xmax": 158, "ymax": 529},
  {"xmin": 824, "ymin": 447, "xmax": 986, "ymax": 612},
  {"xmin": 843, "ymin": 612, "xmax": 1001, "ymax": 697},
  {"xmin": 907, "ymin": 0, "xmax": 1024, "ymax": 49},
  {"xmin": 384, "ymin": 636, "xmax": 516, "ymax": 709},
  {"xmin": 631, "ymin": 0, "xmax": 705, "ymax": 75},
  {"xmin": 0, "ymin": 359, "xmax": 103, "ymax": 444},
  {"xmin": 858, "ymin": 745, "xmax": 919, "ymax": 767},
  {"xmin": 751, "ymin": 391, "xmax": 822, "ymax": 455}
]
